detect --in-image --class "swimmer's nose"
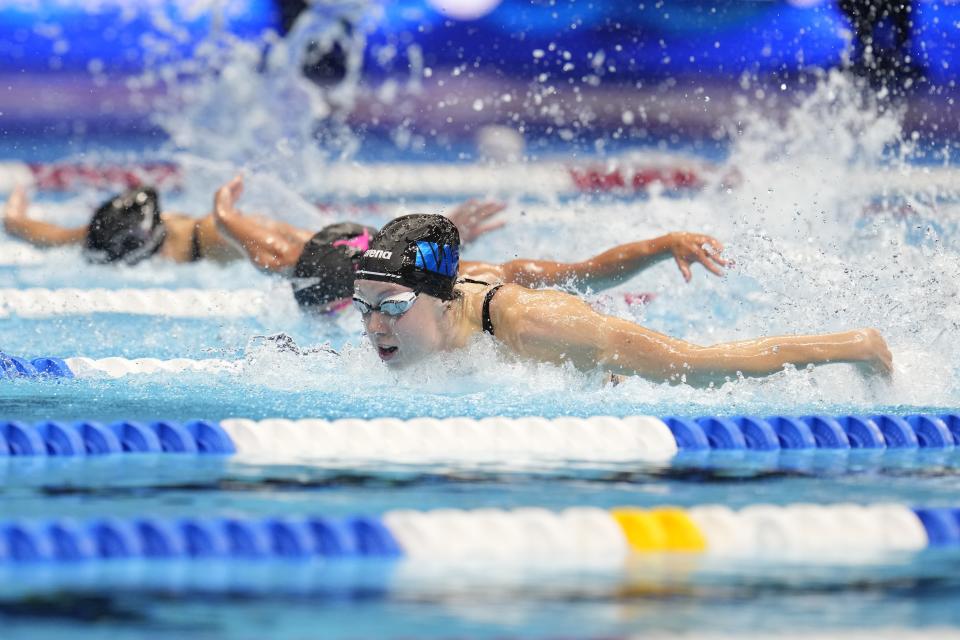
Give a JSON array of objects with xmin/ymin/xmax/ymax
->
[{"xmin": 365, "ymin": 310, "xmax": 391, "ymax": 334}]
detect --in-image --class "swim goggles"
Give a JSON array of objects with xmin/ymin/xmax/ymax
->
[{"xmin": 352, "ymin": 291, "xmax": 419, "ymax": 317}]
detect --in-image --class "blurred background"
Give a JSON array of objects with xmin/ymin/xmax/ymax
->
[{"xmin": 1, "ymin": 0, "xmax": 957, "ymax": 163}]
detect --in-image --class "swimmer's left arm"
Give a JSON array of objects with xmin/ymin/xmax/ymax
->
[
  {"xmin": 495, "ymin": 232, "xmax": 727, "ymax": 292},
  {"xmin": 494, "ymin": 286, "xmax": 892, "ymax": 386}
]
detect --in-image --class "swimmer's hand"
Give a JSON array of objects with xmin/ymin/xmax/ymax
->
[
  {"xmin": 853, "ymin": 328, "xmax": 894, "ymax": 378},
  {"xmin": 3, "ymin": 185, "xmax": 29, "ymax": 229},
  {"xmin": 446, "ymin": 199, "xmax": 507, "ymax": 245},
  {"xmin": 667, "ymin": 232, "xmax": 728, "ymax": 282},
  {"xmin": 213, "ymin": 174, "xmax": 244, "ymax": 226}
]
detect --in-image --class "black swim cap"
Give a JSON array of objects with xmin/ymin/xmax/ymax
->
[
  {"xmin": 355, "ymin": 214, "xmax": 460, "ymax": 300},
  {"xmin": 84, "ymin": 187, "xmax": 166, "ymax": 265},
  {"xmin": 291, "ymin": 222, "xmax": 376, "ymax": 310}
]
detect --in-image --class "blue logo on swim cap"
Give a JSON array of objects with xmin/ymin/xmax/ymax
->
[{"xmin": 414, "ymin": 241, "xmax": 458, "ymax": 277}]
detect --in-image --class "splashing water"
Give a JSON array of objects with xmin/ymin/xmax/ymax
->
[
  {"xmin": 8, "ymin": 5, "xmax": 960, "ymax": 416},
  {"xmin": 148, "ymin": 2, "xmax": 370, "ymax": 182}
]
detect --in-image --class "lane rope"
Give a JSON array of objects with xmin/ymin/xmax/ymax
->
[
  {"xmin": 0, "ymin": 503, "xmax": 944, "ymax": 565},
  {"xmin": 0, "ymin": 411, "xmax": 957, "ymax": 462}
]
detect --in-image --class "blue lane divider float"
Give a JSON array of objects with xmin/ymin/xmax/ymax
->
[
  {"xmin": 0, "ymin": 414, "xmax": 958, "ymax": 460},
  {"xmin": 662, "ymin": 414, "xmax": 959, "ymax": 453},
  {"xmin": 0, "ymin": 515, "xmax": 400, "ymax": 563},
  {"xmin": 0, "ymin": 353, "xmax": 72, "ymax": 379},
  {"xmin": 0, "ymin": 503, "xmax": 957, "ymax": 565},
  {"xmin": 0, "ymin": 353, "xmax": 237, "ymax": 380},
  {"xmin": 0, "ymin": 420, "xmax": 234, "ymax": 456}
]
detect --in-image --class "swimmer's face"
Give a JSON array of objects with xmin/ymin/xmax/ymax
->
[{"xmin": 354, "ymin": 280, "xmax": 448, "ymax": 368}]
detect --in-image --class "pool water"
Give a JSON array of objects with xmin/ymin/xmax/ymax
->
[{"xmin": 2, "ymin": 66, "xmax": 960, "ymax": 639}]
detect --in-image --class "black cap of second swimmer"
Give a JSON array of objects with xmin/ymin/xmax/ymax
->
[
  {"xmin": 290, "ymin": 222, "xmax": 377, "ymax": 310},
  {"xmin": 84, "ymin": 187, "xmax": 166, "ymax": 265},
  {"xmin": 355, "ymin": 214, "xmax": 460, "ymax": 300}
]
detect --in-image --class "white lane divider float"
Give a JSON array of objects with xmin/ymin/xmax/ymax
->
[
  {"xmin": 63, "ymin": 357, "xmax": 241, "ymax": 379},
  {"xmin": 0, "ymin": 288, "xmax": 267, "ymax": 318},
  {"xmin": 218, "ymin": 416, "xmax": 679, "ymax": 464},
  {"xmin": 0, "ymin": 242, "xmax": 46, "ymax": 266}
]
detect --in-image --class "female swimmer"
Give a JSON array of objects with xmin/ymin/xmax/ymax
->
[
  {"xmin": 1, "ymin": 184, "xmax": 267, "ymax": 264},
  {"xmin": 352, "ymin": 214, "xmax": 893, "ymax": 387},
  {"xmin": 1, "ymin": 179, "xmax": 502, "ymax": 273},
  {"xmin": 213, "ymin": 175, "xmax": 728, "ymax": 314}
]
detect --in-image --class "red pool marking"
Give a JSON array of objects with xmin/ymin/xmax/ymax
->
[
  {"xmin": 860, "ymin": 202, "xmax": 927, "ymax": 220},
  {"xmin": 28, "ymin": 162, "xmax": 182, "ymax": 191},
  {"xmin": 569, "ymin": 165, "xmax": 704, "ymax": 193},
  {"xmin": 312, "ymin": 202, "xmax": 384, "ymax": 215}
]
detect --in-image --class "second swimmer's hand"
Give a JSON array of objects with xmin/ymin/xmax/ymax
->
[
  {"xmin": 668, "ymin": 232, "xmax": 728, "ymax": 282},
  {"xmin": 3, "ymin": 185, "xmax": 29, "ymax": 233},
  {"xmin": 213, "ymin": 174, "xmax": 244, "ymax": 225},
  {"xmin": 446, "ymin": 199, "xmax": 507, "ymax": 245}
]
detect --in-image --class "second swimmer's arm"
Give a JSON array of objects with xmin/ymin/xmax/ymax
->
[
  {"xmin": 212, "ymin": 175, "xmax": 306, "ymax": 273},
  {"xmin": 492, "ymin": 286, "xmax": 892, "ymax": 386},
  {"xmin": 3, "ymin": 186, "xmax": 87, "ymax": 247},
  {"xmin": 492, "ymin": 233, "xmax": 727, "ymax": 292}
]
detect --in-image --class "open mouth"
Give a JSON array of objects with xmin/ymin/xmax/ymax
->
[{"xmin": 377, "ymin": 345, "xmax": 399, "ymax": 361}]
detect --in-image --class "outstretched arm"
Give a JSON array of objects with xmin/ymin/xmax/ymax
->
[
  {"xmin": 3, "ymin": 186, "xmax": 88, "ymax": 247},
  {"xmin": 492, "ymin": 285, "xmax": 892, "ymax": 386},
  {"xmin": 212, "ymin": 175, "xmax": 312, "ymax": 273},
  {"xmin": 484, "ymin": 232, "xmax": 727, "ymax": 292}
]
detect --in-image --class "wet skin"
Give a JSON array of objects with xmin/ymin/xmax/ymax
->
[{"xmin": 354, "ymin": 278, "xmax": 893, "ymax": 386}]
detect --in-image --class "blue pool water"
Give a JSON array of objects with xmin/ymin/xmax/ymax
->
[{"xmin": 3, "ymin": 54, "xmax": 960, "ymax": 640}]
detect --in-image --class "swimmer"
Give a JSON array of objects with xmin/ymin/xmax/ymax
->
[
  {"xmin": 1, "ymin": 184, "xmax": 286, "ymax": 264},
  {"xmin": 213, "ymin": 175, "xmax": 727, "ymax": 314},
  {"xmin": 2, "ymin": 178, "xmax": 504, "ymax": 273},
  {"xmin": 352, "ymin": 214, "xmax": 893, "ymax": 387}
]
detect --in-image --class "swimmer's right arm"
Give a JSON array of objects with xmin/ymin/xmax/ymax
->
[
  {"xmin": 490, "ymin": 232, "xmax": 728, "ymax": 292},
  {"xmin": 212, "ymin": 175, "xmax": 305, "ymax": 273},
  {"xmin": 3, "ymin": 186, "xmax": 88, "ymax": 247},
  {"xmin": 492, "ymin": 285, "xmax": 892, "ymax": 387}
]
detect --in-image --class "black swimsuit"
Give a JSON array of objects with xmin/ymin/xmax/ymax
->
[
  {"xmin": 189, "ymin": 222, "xmax": 203, "ymax": 262},
  {"xmin": 481, "ymin": 284, "xmax": 503, "ymax": 336},
  {"xmin": 459, "ymin": 278, "xmax": 503, "ymax": 336}
]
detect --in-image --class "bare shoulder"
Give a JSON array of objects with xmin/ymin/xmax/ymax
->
[
  {"xmin": 487, "ymin": 284, "xmax": 590, "ymax": 336},
  {"xmin": 460, "ymin": 260, "xmax": 506, "ymax": 283}
]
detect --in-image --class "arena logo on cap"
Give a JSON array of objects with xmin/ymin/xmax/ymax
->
[
  {"xmin": 364, "ymin": 249, "xmax": 393, "ymax": 260},
  {"xmin": 415, "ymin": 241, "xmax": 458, "ymax": 277}
]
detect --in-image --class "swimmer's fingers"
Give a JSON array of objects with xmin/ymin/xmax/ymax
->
[
  {"xmin": 474, "ymin": 201, "xmax": 507, "ymax": 221},
  {"xmin": 214, "ymin": 175, "xmax": 244, "ymax": 214},
  {"xmin": 225, "ymin": 174, "xmax": 244, "ymax": 200},
  {"xmin": 3, "ymin": 185, "xmax": 29, "ymax": 220},
  {"xmin": 449, "ymin": 200, "xmax": 507, "ymax": 243},
  {"xmin": 470, "ymin": 220, "xmax": 508, "ymax": 237},
  {"xmin": 674, "ymin": 254, "xmax": 693, "ymax": 282},
  {"xmin": 679, "ymin": 235, "xmax": 727, "ymax": 278},
  {"xmin": 701, "ymin": 237, "xmax": 729, "ymax": 266},
  {"xmin": 695, "ymin": 247, "xmax": 726, "ymax": 278}
]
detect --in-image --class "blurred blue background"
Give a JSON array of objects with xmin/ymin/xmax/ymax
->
[
  {"xmin": 0, "ymin": 0, "xmax": 956, "ymax": 143},
  {"xmin": 1, "ymin": 0, "xmax": 957, "ymax": 78}
]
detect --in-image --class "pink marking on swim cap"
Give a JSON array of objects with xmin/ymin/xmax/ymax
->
[
  {"xmin": 333, "ymin": 228, "xmax": 372, "ymax": 251},
  {"xmin": 323, "ymin": 299, "xmax": 352, "ymax": 315}
]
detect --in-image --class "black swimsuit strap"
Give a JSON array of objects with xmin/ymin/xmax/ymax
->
[
  {"xmin": 190, "ymin": 222, "xmax": 203, "ymax": 262},
  {"xmin": 482, "ymin": 284, "xmax": 503, "ymax": 336}
]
